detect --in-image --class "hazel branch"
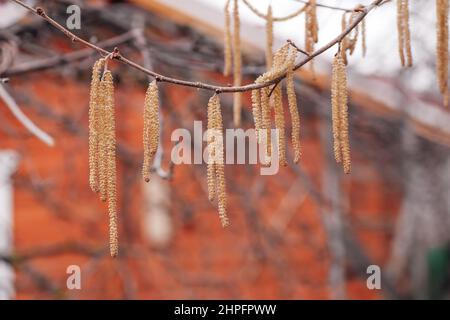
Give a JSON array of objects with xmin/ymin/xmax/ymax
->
[{"xmin": 9, "ymin": 0, "xmax": 383, "ymax": 94}]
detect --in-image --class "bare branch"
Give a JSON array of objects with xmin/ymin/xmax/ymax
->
[
  {"xmin": 9, "ymin": 0, "xmax": 384, "ymax": 94},
  {"xmin": 3, "ymin": 30, "xmax": 137, "ymax": 77},
  {"xmin": 0, "ymin": 84, "xmax": 55, "ymax": 146}
]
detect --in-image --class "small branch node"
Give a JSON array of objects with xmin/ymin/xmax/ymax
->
[{"xmin": 35, "ymin": 7, "xmax": 44, "ymax": 15}]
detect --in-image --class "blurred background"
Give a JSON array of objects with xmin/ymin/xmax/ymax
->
[{"xmin": 0, "ymin": 0, "xmax": 450, "ymax": 299}]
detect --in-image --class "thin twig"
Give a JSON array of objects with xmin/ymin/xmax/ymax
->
[
  {"xmin": 287, "ymin": 39, "xmax": 310, "ymax": 56},
  {"xmin": 268, "ymin": 81, "xmax": 280, "ymax": 97},
  {"xmin": 0, "ymin": 83, "xmax": 55, "ymax": 146},
  {"xmin": 9, "ymin": 0, "xmax": 384, "ymax": 94},
  {"xmin": 3, "ymin": 30, "xmax": 136, "ymax": 76}
]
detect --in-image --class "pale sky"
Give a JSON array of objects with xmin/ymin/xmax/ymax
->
[
  {"xmin": 195, "ymin": 0, "xmax": 437, "ymax": 93},
  {"xmin": 0, "ymin": 0, "xmax": 440, "ymax": 93}
]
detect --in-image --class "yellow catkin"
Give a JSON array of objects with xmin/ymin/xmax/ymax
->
[
  {"xmin": 348, "ymin": 12, "xmax": 359, "ymax": 56},
  {"xmin": 437, "ymin": 0, "xmax": 449, "ymax": 106},
  {"xmin": 260, "ymin": 86, "xmax": 272, "ymax": 162},
  {"xmin": 101, "ymin": 70, "xmax": 118, "ymax": 258},
  {"xmin": 273, "ymin": 43, "xmax": 290, "ymax": 67},
  {"xmin": 397, "ymin": 0, "xmax": 412, "ymax": 67},
  {"xmin": 286, "ymin": 50, "xmax": 301, "ymax": 163},
  {"xmin": 88, "ymin": 58, "xmax": 104, "ymax": 193},
  {"xmin": 233, "ymin": 0, "xmax": 242, "ymax": 126},
  {"xmin": 340, "ymin": 13, "xmax": 349, "ymax": 65},
  {"xmin": 403, "ymin": 0, "xmax": 413, "ymax": 67},
  {"xmin": 251, "ymin": 89, "xmax": 262, "ymax": 136},
  {"xmin": 337, "ymin": 54, "xmax": 351, "ymax": 174},
  {"xmin": 224, "ymin": 0, "xmax": 232, "ymax": 76},
  {"xmin": 361, "ymin": 18, "xmax": 367, "ymax": 57},
  {"xmin": 310, "ymin": 0, "xmax": 318, "ymax": 43},
  {"xmin": 210, "ymin": 94, "xmax": 229, "ymax": 227},
  {"xmin": 273, "ymin": 84, "xmax": 286, "ymax": 167},
  {"xmin": 397, "ymin": 0, "xmax": 405, "ymax": 66},
  {"xmin": 98, "ymin": 72, "xmax": 108, "ymax": 202},
  {"xmin": 207, "ymin": 95, "xmax": 217, "ymax": 202},
  {"xmin": 272, "ymin": 46, "xmax": 289, "ymax": 167},
  {"xmin": 142, "ymin": 80, "xmax": 160, "ymax": 182},
  {"xmin": 266, "ymin": 5, "xmax": 274, "ymax": 70},
  {"xmin": 331, "ymin": 54, "xmax": 342, "ymax": 164},
  {"xmin": 305, "ymin": 0, "xmax": 318, "ymax": 74}
]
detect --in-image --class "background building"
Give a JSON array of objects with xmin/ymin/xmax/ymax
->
[{"xmin": 0, "ymin": 0, "xmax": 449, "ymax": 299}]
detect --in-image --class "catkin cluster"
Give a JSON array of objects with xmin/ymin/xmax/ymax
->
[
  {"xmin": 397, "ymin": 0, "xmax": 413, "ymax": 67},
  {"xmin": 206, "ymin": 94, "xmax": 229, "ymax": 227},
  {"xmin": 88, "ymin": 59, "xmax": 118, "ymax": 257},
  {"xmin": 437, "ymin": 0, "xmax": 449, "ymax": 106},
  {"xmin": 251, "ymin": 44, "xmax": 300, "ymax": 166},
  {"xmin": 331, "ymin": 52, "xmax": 351, "ymax": 174},
  {"xmin": 142, "ymin": 80, "xmax": 160, "ymax": 182}
]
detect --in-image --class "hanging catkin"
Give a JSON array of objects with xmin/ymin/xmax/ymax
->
[
  {"xmin": 223, "ymin": 0, "xmax": 232, "ymax": 76},
  {"xmin": 233, "ymin": 0, "xmax": 242, "ymax": 126},
  {"xmin": 397, "ymin": 0, "xmax": 413, "ymax": 67},
  {"xmin": 331, "ymin": 54, "xmax": 342, "ymax": 164},
  {"xmin": 260, "ymin": 86, "xmax": 272, "ymax": 163},
  {"xmin": 273, "ymin": 43, "xmax": 290, "ymax": 67},
  {"xmin": 340, "ymin": 13, "xmax": 348, "ymax": 65},
  {"xmin": 207, "ymin": 94, "xmax": 229, "ymax": 227},
  {"xmin": 305, "ymin": 0, "xmax": 318, "ymax": 74},
  {"xmin": 100, "ymin": 70, "xmax": 118, "ymax": 257},
  {"xmin": 251, "ymin": 89, "xmax": 262, "ymax": 136},
  {"xmin": 98, "ymin": 71, "xmax": 109, "ymax": 202},
  {"xmin": 396, "ymin": 0, "xmax": 405, "ymax": 66},
  {"xmin": 142, "ymin": 80, "xmax": 160, "ymax": 182},
  {"xmin": 272, "ymin": 46, "xmax": 289, "ymax": 167},
  {"xmin": 273, "ymin": 84, "xmax": 286, "ymax": 166},
  {"xmin": 337, "ymin": 54, "xmax": 351, "ymax": 174},
  {"xmin": 403, "ymin": 0, "xmax": 413, "ymax": 67},
  {"xmin": 214, "ymin": 97, "xmax": 229, "ymax": 228},
  {"xmin": 437, "ymin": 0, "xmax": 449, "ymax": 106},
  {"xmin": 207, "ymin": 95, "xmax": 217, "ymax": 202},
  {"xmin": 88, "ymin": 58, "xmax": 104, "ymax": 193},
  {"xmin": 286, "ymin": 50, "xmax": 301, "ymax": 163},
  {"xmin": 266, "ymin": 5, "xmax": 274, "ymax": 70},
  {"xmin": 331, "ymin": 52, "xmax": 351, "ymax": 173},
  {"xmin": 347, "ymin": 12, "xmax": 359, "ymax": 56},
  {"xmin": 361, "ymin": 18, "xmax": 367, "ymax": 57}
]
